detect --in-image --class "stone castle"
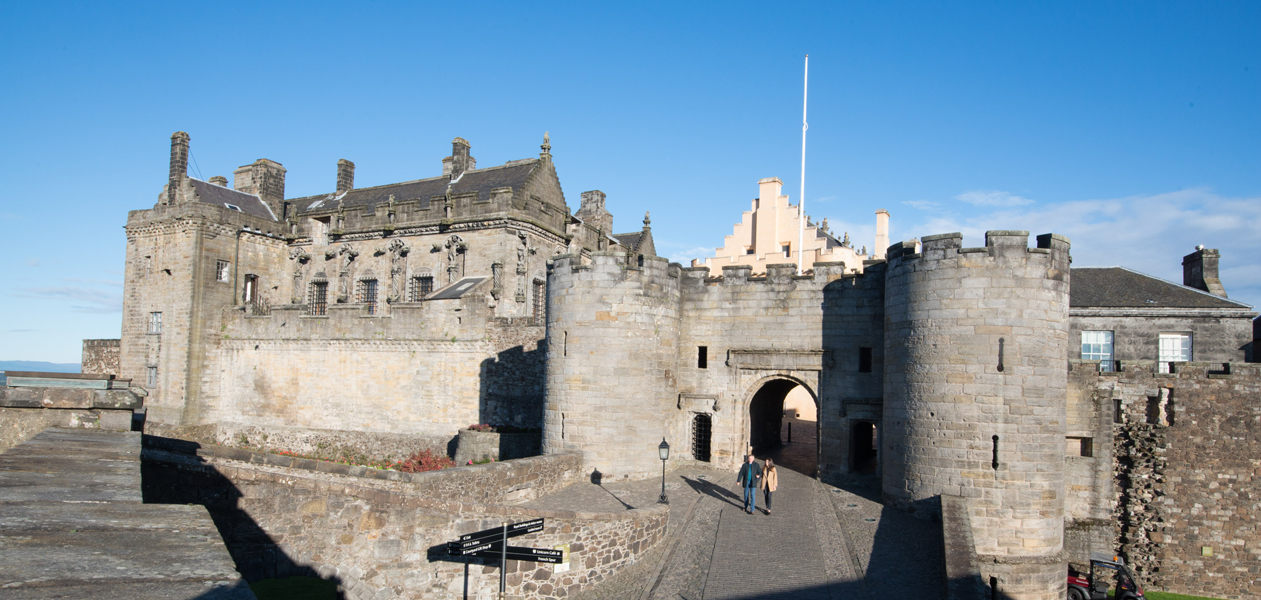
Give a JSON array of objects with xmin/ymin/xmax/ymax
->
[{"xmin": 111, "ymin": 132, "xmax": 1258, "ymax": 599}]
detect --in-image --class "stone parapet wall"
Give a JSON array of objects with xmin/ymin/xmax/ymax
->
[
  {"xmin": 454, "ymin": 429, "xmax": 542, "ymax": 465},
  {"xmin": 0, "ymin": 386, "xmax": 142, "ymax": 451},
  {"xmin": 1073, "ymin": 361, "xmax": 1261, "ymax": 599},
  {"xmin": 144, "ymin": 440, "xmax": 666, "ymax": 600},
  {"xmin": 81, "ymin": 338, "xmax": 121, "ymax": 375}
]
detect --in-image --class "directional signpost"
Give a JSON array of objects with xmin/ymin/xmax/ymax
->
[{"xmin": 446, "ymin": 518, "xmax": 561, "ymax": 599}]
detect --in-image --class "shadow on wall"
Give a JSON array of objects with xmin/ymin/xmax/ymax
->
[
  {"xmin": 140, "ymin": 435, "xmax": 345, "ymax": 594},
  {"xmin": 478, "ymin": 341, "xmax": 545, "ymax": 430}
]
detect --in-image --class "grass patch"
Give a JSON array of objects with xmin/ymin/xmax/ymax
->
[
  {"xmin": 1143, "ymin": 592, "xmax": 1225, "ymax": 600},
  {"xmin": 250, "ymin": 576, "xmax": 338, "ymax": 600}
]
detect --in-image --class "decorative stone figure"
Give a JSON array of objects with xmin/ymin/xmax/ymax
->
[
  {"xmin": 444, "ymin": 235, "xmax": 465, "ymax": 283},
  {"xmin": 387, "ymin": 194, "xmax": 397, "ymax": 225},
  {"xmin": 335, "ymin": 199, "xmax": 346, "ymax": 231},
  {"xmin": 337, "ymin": 243, "xmax": 358, "ymax": 302},
  {"xmin": 842, "ymin": 232, "xmax": 851, "ymax": 248},
  {"xmin": 289, "ymin": 248, "xmax": 310, "ymax": 304},
  {"xmin": 387, "ymin": 239, "xmax": 409, "ymax": 302},
  {"xmin": 491, "ymin": 262, "xmax": 503, "ymax": 301}
]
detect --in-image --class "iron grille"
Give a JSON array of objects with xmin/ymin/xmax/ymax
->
[
  {"xmin": 532, "ymin": 280, "xmax": 545, "ymax": 325},
  {"xmin": 360, "ymin": 280, "xmax": 378, "ymax": 315},
  {"xmin": 309, "ymin": 281, "xmax": 328, "ymax": 316},
  {"xmin": 692, "ymin": 413, "xmax": 712, "ymax": 462}
]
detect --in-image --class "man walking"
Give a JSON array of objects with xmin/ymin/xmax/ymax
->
[{"xmin": 736, "ymin": 454, "xmax": 762, "ymax": 514}]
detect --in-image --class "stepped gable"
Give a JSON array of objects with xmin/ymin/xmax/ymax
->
[
  {"xmin": 187, "ymin": 178, "xmax": 276, "ymax": 220},
  {"xmin": 289, "ymin": 160, "xmax": 540, "ymax": 213},
  {"xmin": 1071, "ymin": 266, "xmax": 1252, "ymax": 309}
]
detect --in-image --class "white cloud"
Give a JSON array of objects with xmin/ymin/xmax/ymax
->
[
  {"xmin": 903, "ymin": 200, "xmax": 941, "ymax": 211},
  {"xmin": 955, "ymin": 190, "xmax": 1036, "ymax": 207},
  {"xmin": 25, "ymin": 258, "xmax": 40, "ymax": 267},
  {"xmin": 905, "ymin": 188, "xmax": 1261, "ymax": 309},
  {"xmin": 17, "ymin": 286, "xmax": 123, "ymax": 314}
]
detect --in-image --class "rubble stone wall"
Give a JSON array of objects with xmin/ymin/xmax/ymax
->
[{"xmin": 144, "ymin": 441, "xmax": 665, "ymax": 600}]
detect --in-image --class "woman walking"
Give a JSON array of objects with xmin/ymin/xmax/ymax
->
[{"xmin": 760, "ymin": 458, "xmax": 778, "ymax": 515}]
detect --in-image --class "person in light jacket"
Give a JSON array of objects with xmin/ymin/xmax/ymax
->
[
  {"xmin": 736, "ymin": 454, "xmax": 762, "ymax": 514},
  {"xmin": 759, "ymin": 458, "xmax": 778, "ymax": 515}
]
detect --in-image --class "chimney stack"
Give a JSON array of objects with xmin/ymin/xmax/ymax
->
[
  {"xmin": 167, "ymin": 131, "xmax": 190, "ymax": 204},
  {"xmin": 208, "ymin": 176, "xmax": 228, "ymax": 187},
  {"xmin": 442, "ymin": 137, "xmax": 475, "ymax": 178},
  {"xmin": 575, "ymin": 190, "xmax": 613, "ymax": 234},
  {"xmin": 336, "ymin": 159, "xmax": 355, "ymax": 194},
  {"xmin": 1183, "ymin": 246, "xmax": 1227, "ymax": 297},
  {"xmin": 233, "ymin": 158, "xmax": 287, "ymax": 218},
  {"xmin": 874, "ymin": 209, "xmax": 890, "ymax": 258}
]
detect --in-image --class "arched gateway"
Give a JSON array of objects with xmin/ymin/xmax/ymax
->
[{"xmin": 744, "ymin": 375, "xmax": 820, "ymax": 477}]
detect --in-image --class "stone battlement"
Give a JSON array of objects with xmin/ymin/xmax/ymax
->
[{"xmin": 886, "ymin": 230, "xmax": 1071, "ymax": 266}]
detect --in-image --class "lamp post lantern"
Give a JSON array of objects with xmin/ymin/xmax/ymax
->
[{"xmin": 658, "ymin": 437, "xmax": 670, "ymax": 504}]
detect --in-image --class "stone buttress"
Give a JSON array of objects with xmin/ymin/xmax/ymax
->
[
  {"xmin": 882, "ymin": 231, "xmax": 1072, "ymax": 600},
  {"xmin": 543, "ymin": 252, "xmax": 682, "ymax": 480}
]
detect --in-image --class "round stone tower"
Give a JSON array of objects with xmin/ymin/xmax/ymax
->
[
  {"xmin": 543, "ymin": 251, "xmax": 682, "ymax": 480},
  {"xmin": 882, "ymin": 231, "xmax": 1071, "ymax": 600}
]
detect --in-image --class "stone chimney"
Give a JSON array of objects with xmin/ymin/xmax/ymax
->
[
  {"xmin": 442, "ymin": 137, "xmax": 476, "ymax": 178},
  {"xmin": 233, "ymin": 158, "xmax": 287, "ymax": 217},
  {"xmin": 874, "ymin": 209, "xmax": 890, "ymax": 258},
  {"xmin": 167, "ymin": 131, "xmax": 190, "ymax": 204},
  {"xmin": 336, "ymin": 159, "xmax": 355, "ymax": 194},
  {"xmin": 208, "ymin": 176, "xmax": 228, "ymax": 187},
  {"xmin": 575, "ymin": 190, "xmax": 613, "ymax": 234},
  {"xmin": 1183, "ymin": 246, "xmax": 1227, "ymax": 297}
]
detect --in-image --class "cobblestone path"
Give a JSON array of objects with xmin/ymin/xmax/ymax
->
[{"xmin": 541, "ymin": 464, "xmax": 943, "ymax": 600}]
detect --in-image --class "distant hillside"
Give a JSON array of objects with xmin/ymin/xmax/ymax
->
[{"xmin": 0, "ymin": 361, "xmax": 81, "ymax": 374}]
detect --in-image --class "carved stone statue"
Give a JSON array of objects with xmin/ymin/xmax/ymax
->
[
  {"xmin": 387, "ymin": 194, "xmax": 397, "ymax": 225},
  {"xmin": 842, "ymin": 232, "xmax": 851, "ymax": 248},
  {"xmin": 491, "ymin": 262, "xmax": 503, "ymax": 301},
  {"xmin": 387, "ymin": 239, "xmax": 409, "ymax": 302},
  {"xmin": 444, "ymin": 235, "xmax": 465, "ymax": 283},
  {"xmin": 289, "ymin": 248, "xmax": 310, "ymax": 304},
  {"xmin": 335, "ymin": 199, "xmax": 346, "ymax": 230},
  {"xmin": 337, "ymin": 243, "xmax": 358, "ymax": 302}
]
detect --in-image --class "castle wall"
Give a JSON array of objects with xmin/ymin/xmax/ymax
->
[
  {"xmin": 1073, "ymin": 361, "xmax": 1261, "ymax": 599},
  {"xmin": 81, "ymin": 339, "xmax": 120, "ymax": 376},
  {"xmin": 543, "ymin": 253, "xmax": 682, "ymax": 481},
  {"xmin": 882, "ymin": 231, "xmax": 1071, "ymax": 600}
]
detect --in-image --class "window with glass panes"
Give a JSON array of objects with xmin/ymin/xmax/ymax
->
[
  {"xmin": 1158, "ymin": 333, "xmax": 1192, "ymax": 373},
  {"xmin": 1081, "ymin": 331, "xmax": 1114, "ymax": 371},
  {"xmin": 148, "ymin": 312, "xmax": 163, "ymax": 334}
]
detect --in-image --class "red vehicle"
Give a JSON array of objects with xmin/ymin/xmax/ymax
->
[{"xmin": 1067, "ymin": 553, "xmax": 1145, "ymax": 600}]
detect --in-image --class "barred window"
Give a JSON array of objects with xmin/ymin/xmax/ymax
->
[
  {"xmin": 1081, "ymin": 331, "xmax": 1114, "ymax": 371},
  {"xmin": 148, "ymin": 312, "xmax": 162, "ymax": 334},
  {"xmin": 309, "ymin": 281, "xmax": 328, "ymax": 316},
  {"xmin": 359, "ymin": 279, "xmax": 379, "ymax": 315},
  {"xmin": 409, "ymin": 276, "xmax": 434, "ymax": 301},
  {"xmin": 215, "ymin": 260, "xmax": 230, "ymax": 282}
]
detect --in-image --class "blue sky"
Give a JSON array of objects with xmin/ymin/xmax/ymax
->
[{"xmin": 2, "ymin": 1, "xmax": 1258, "ymax": 363}]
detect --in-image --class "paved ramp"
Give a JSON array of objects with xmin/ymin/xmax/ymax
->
[{"xmin": 0, "ymin": 428, "xmax": 254, "ymax": 599}]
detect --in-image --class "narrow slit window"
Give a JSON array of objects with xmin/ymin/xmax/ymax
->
[
  {"xmin": 698, "ymin": 346, "xmax": 708, "ymax": 369},
  {"xmin": 991, "ymin": 435, "xmax": 1000, "ymax": 470},
  {"xmin": 858, "ymin": 347, "xmax": 873, "ymax": 373}
]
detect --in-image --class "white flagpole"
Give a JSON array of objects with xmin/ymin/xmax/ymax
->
[{"xmin": 797, "ymin": 55, "xmax": 809, "ymax": 272}]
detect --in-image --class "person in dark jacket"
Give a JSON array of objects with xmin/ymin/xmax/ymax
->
[{"xmin": 736, "ymin": 454, "xmax": 762, "ymax": 514}]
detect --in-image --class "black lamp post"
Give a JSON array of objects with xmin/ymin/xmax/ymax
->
[{"xmin": 657, "ymin": 437, "xmax": 670, "ymax": 504}]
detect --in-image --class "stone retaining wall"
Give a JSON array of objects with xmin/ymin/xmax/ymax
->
[
  {"xmin": 1076, "ymin": 361, "xmax": 1261, "ymax": 599},
  {"xmin": 143, "ymin": 439, "xmax": 667, "ymax": 600},
  {"xmin": 454, "ymin": 429, "xmax": 543, "ymax": 464}
]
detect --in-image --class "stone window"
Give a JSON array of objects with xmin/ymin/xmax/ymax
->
[
  {"xmin": 991, "ymin": 435, "xmax": 1000, "ymax": 470},
  {"xmin": 409, "ymin": 276, "xmax": 434, "ymax": 301},
  {"xmin": 1066, "ymin": 436, "xmax": 1093, "ymax": 457},
  {"xmin": 1081, "ymin": 331, "xmax": 1114, "ymax": 371},
  {"xmin": 146, "ymin": 366, "xmax": 157, "ymax": 387},
  {"xmin": 697, "ymin": 346, "xmax": 708, "ymax": 369},
  {"xmin": 692, "ymin": 413, "xmax": 712, "ymax": 462},
  {"xmin": 1158, "ymin": 333, "xmax": 1191, "ymax": 373},
  {"xmin": 147, "ymin": 312, "xmax": 162, "ymax": 334},
  {"xmin": 858, "ymin": 347, "xmax": 873, "ymax": 373},
  {"xmin": 358, "ymin": 279, "xmax": 379, "ymax": 315},
  {"xmin": 309, "ymin": 281, "xmax": 329, "ymax": 316},
  {"xmin": 215, "ymin": 260, "xmax": 230, "ymax": 282}
]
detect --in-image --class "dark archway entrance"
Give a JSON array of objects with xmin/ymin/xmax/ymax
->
[
  {"xmin": 851, "ymin": 421, "xmax": 878, "ymax": 474},
  {"xmin": 747, "ymin": 378, "xmax": 817, "ymax": 477}
]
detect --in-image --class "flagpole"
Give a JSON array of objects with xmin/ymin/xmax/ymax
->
[{"xmin": 797, "ymin": 54, "xmax": 809, "ymax": 273}]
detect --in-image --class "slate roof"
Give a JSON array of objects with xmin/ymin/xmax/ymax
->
[
  {"xmin": 289, "ymin": 161, "xmax": 540, "ymax": 214},
  {"xmin": 189, "ymin": 179, "xmax": 276, "ymax": 220},
  {"xmin": 613, "ymin": 231, "xmax": 642, "ymax": 250},
  {"xmin": 1070, "ymin": 267, "xmax": 1252, "ymax": 310}
]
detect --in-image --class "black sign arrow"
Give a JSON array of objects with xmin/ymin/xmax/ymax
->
[
  {"xmin": 457, "ymin": 518, "xmax": 545, "ymax": 543},
  {"xmin": 469, "ymin": 546, "xmax": 564, "ymax": 564}
]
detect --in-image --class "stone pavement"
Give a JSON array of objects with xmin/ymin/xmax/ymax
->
[
  {"xmin": 529, "ymin": 458, "xmax": 944, "ymax": 600},
  {"xmin": 0, "ymin": 427, "xmax": 255, "ymax": 599}
]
